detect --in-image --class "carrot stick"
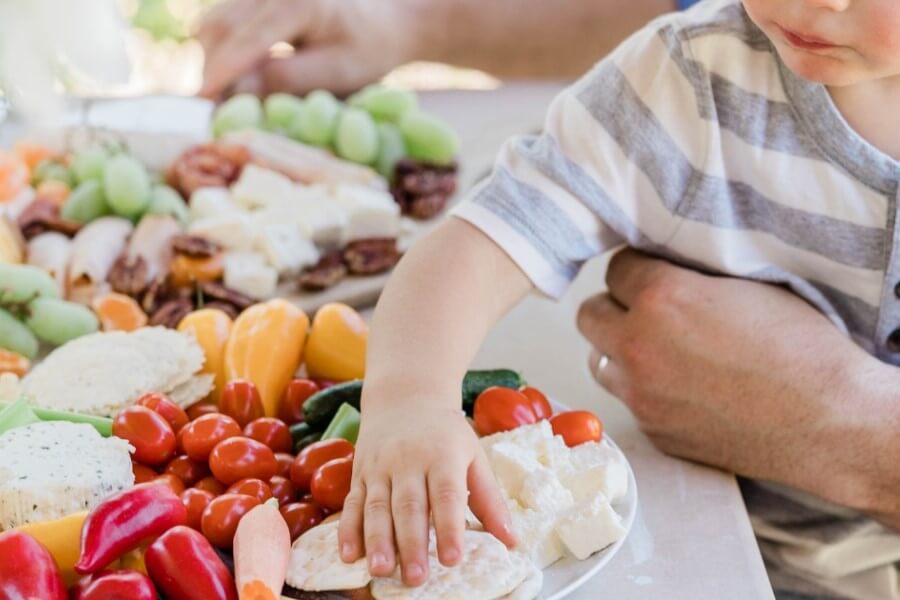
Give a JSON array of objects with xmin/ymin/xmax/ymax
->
[{"xmin": 233, "ymin": 500, "xmax": 291, "ymax": 600}]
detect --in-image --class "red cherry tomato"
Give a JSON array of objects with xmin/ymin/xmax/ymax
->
[
  {"xmin": 280, "ymin": 502, "xmax": 324, "ymax": 541},
  {"xmin": 209, "ymin": 437, "xmax": 278, "ymax": 485},
  {"xmin": 311, "ymin": 378, "xmax": 338, "ymax": 390},
  {"xmin": 519, "ymin": 386, "xmax": 553, "ymax": 421},
  {"xmin": 132, "ymin": 462, "xmax": 157, "ymax": 484},
  {"xmin": 472, "ymin": 387, "xmax": 537, "ymax": 436},
  {"xmin": 268, "ymin": 475, "xmax": 296, "ymax": 506},
  {"xmin": 298, "ymin": 493, "xmax": 315, "ymax": 504},
  {"xmin": 136, "ymin": 392, "xmax": 189, "ymax": 433},
  {"xmin": 181, "ymin": 488, "xmax": 215, "ymax": 530},
  {"xmin": 310, "ymin": 457, "xmax": 353, "ymax": 512},
  {"xmin": 186, "ymin": 402, "xmax": 219, "ymax": 420},
  {"xmin": 113, "ymin": 405, "xmax": 177, "ymax": 466},
  {"xmin": 79, "ymin": 569, "xmax": 156, "ymax": 600},
  {"xmin": 274, "ymin": 452, "xmax": 293, "ymax": 478},
  {"xmin": 550, "ymin": 411, "xmax": 604, "ymax": 447},
  {"xmin": 219, "ymin": 380, "xmax": 265, "ymax": 427},
  {"xmin": 290, "ymin": 439, "xmax": 354, "ymax": 493},
  {"xmin": 193, "ymin": 476, "xmax": 227, "ymax": 496},
  {"xmin": 165, "ymin": 455, "xmax": 211, "ymax": 487},
  {"xmin": 277, "ymin": 379, "xmax": 319, "ymax": 425},
  {"xmin": 153, "ymin": 473, "xmax": 186, "ymax": 496},
  {"xmin": 180, "ymin": 413, "xmax": 241, "ymax": 462},
  {"xmin": 243, "ymin": 417, "xmax": 292, "ymax": 453},
  {"xmin": 227, "ymin": 478, "xmax": 273, "ymax": 503},
  {"xmin": 201, "ymin": 493, "xmax": 261, "ymax": 548}
]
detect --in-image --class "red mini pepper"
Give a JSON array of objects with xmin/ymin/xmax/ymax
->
[
  {"xmin": 80, "ymin": 569, "xmax": 157, "ymax": 600},
  {"xmin": 0, "ymin": 530, "xmax": 67, "ymax": 600},
  {"xmin": 75, "ymin": 482, "xmax": 187, "ymax": 574},
  {"xmin": 145, "ymin": 526, "xmax": 237, "ymax": 600}
]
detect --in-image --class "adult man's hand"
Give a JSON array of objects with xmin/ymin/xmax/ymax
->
[{"xmin": 576, "ymin": 249, "xmax": 900, "ymax": 524}]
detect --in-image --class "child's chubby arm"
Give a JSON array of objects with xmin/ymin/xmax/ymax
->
[{"xmin": 337, "ymin": 217, "xmax": 532, "ymax": 586}]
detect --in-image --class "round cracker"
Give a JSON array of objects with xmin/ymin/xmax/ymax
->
[{"xmin": 286, "ymin": 519, "xmax": 372, "ymax": 592}]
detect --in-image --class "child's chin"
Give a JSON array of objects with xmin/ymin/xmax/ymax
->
[{"xmin": 780, "ymin": 50, "xmax": 860, "ymax": 87}]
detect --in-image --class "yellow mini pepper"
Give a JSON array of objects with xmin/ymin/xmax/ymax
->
[
  {"xmin": 304, "ymin": 303, "xmax": 368, "ymax": 382},
  {"xmin": 15, "ymin": 510, "xmax": 87, "ymax": 586},
  {"xmin": 178, "ymin": 308, "xmax": 234, "ymax": 402}
]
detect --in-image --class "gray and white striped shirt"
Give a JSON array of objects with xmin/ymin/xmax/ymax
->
[{"xmin": 453, "ymin": 0, "xmax": 900, "ymax": 596}]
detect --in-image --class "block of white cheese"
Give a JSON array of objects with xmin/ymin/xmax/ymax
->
[
  {"xmin": 331, "ymin": 183, "xmax": 401, "ymax": 243},
  {"xmin": 508, "ymin": 503, "xmax": 565, "ymax": 570},
  {"xmin": 0, "ymin": 422, "xmax": 134, "ymax": 529},
  {"xmin": 189, "ymin": 187, "xmax": 238, "ymax": 221},
  {"xmin": 559, "ymin": 441, "xmax": 629, "ymax": 504},
  {"xmin": 490, "ymin": 442, "xmax": 544, "ymax": 499},
  {"xmin": 224, "ymin": 251, "xmax": 278, "ymax": 299},
  {"xmin": 231, "ymin": 164, "xmax": 295, "ymax": 210},
  {"xmin": 481, "ymin": 420, "xmax": 555, "ymax": 457},
  {"xmin": 555, "ymin": 495, "xmax": 626, "ymax": 560},
  {"xmin": 189, "ymin": 212, "xmax": 255, "ymax": 251},
  {"xmin": 291, "ymin": 191, "xmax": 347, "ymax": 248},
  {"xmin": 254, "ymin": 223, "xmax": 320, "ymax": 275},
  {"xmin": 518, "ymin": 468, "xmax": 574, "ymax": 515}
]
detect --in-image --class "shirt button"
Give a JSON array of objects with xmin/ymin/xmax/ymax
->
[{"xmin": 888, "ymin": 329, "xmax": 900, "ymax": 352}]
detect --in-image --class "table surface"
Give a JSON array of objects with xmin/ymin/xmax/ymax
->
[{"xmin": 407, "ymin": 84, "xmax": 776, "ymax": 599}]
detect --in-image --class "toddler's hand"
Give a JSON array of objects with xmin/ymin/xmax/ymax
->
[{"xmin": 337, "ymin": 401, "xmax": 515, "ymax": 587}]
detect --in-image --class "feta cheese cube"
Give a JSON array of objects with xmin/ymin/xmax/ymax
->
[
  {"xmin": 508, "ymin": 506, "xmax": 565, "ymax": 569},
  {"xmin": 481, "ymin": 420, "xmax": 554, "ymax": 456},
  {"xmin": 189, "ymin": 212, "xmax": 255, "ymax": 251},
  {"xmin": 254, "ymin": 224, "xmax": 319, "ymax": 275},
  {"xmin": 231, "ymin": 164, "xmax": 295, "ymax": 209},
  {"xmin": 189, "ymin": 187, "xmax": 237, "ymax": 220},
  {"xmin": 536, "ymin": 434, "xmax": 572, "ymax": 474},
  {"xmin": 331, "ymin": 184, "xmax": 401, "ymax": 243},
  {"xmin": 490, "ymin": 442, "xmax": 543, "ymax": 499},
  {"xmin": 223, "ymin": 251, "xmax": 278, "ymax": 299},
  {"xmin": 518, "ymin": 468, "xmax": 574, "ymax": 515},
  {"xmin": 560, "ymin": 441, "xmax": 629, "ymax": 503},
  {"xmin": 292, "ymin": 194, "xmax": 347, "ymax": 248},
  {"xmin": 555, "ymin": 495, "xmax": 626, "ymax": 560}
]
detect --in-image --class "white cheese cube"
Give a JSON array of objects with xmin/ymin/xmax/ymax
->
[
  {"xmin": 536, "ymin": 435, "xmax": 572, "ymax": 474},
  {"xmin": 481, "ymin": 420, "xmax": 554, "ymax": 457},
  {"xmin": 223, "ymin": 251, "xmax": 278, "ymax": 299},
  {"xmin": 508, "ymin": 506, "xmax": 565, "ymax": 569},
  {"xmin": 555, "ymin": 495, "xmax": 626, "ymax": 560},
  {"xmin": 490, "ymin": 442, "xmax": 543, "ymax": 499},
  {"xmin": 331, "ymin": 184, "xmax": 401, "ymax": 243},
  {"xmin": 189, "ymin": 212, "xmax": 255, "ymax": 251},
  {"xmin": 254, "ymin": 224, "xmax": 320, "ymax": 275},
  {"xmin": 560, "ymin": 441, "xmax": 629, "ymax": 504},
  {"xmin": 189, "ymin": 187, "xmax": 237, "ymax": 220},
  {"xmin": 518, "ymin": 468, "xmax": 574, "ymax": 515},
  {"xmin": 292, "ymin": 195, "xmax": 347, "ymax": 248},
  {"xmin": 231, "ymin": 164, "xmax": 295, "ymax": 209}
]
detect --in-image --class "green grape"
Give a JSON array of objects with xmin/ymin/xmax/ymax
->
[
  {"xmin": 0, "ymin": 264, "xmax": 59, "ymax": 304},
  {"xmin": 399, "ymin": 111, "xmax": 460, "ymax": 166},
  {"xmin": 0, "ymin": 308, "xmax": 39, "ymax": 359},
  {"xmin": 103, "ymin": 154, "xmax": 151, "ymax": 218},
  {"xmin": 72, "ymin": 145, "xmax": 111, "ymax": 184},
  {"xmin": 264, "ymin": 93, "xmax": 305, "ymax": 132},
  {"xmin": 349, "ymin": 85, "xmax": 417, "ymax": 123},
  {"xmin": 288, "ymin": 90, "xmax": 341, "ymax": 147},
  {"xmin": 132, "ymin": 0, "xmax": 185, "ymax": 42},
  {"xmin": 32, "ymin": 159, "xmax": 75, "ymax": 187},
  {"xmin": 212, "ymin": 93, "xmax": 263, "ymax": 138},
  {"xmin": 375, "ymin": 122, "xmax": 406, "ymax": 179},
  {"xmin": 61, "ymin": 180, "xmax": 112, "ymax": 224},
  {"xmin": 25, "ymin": 298, "xmax": 99, "ymax": 346},
  {"xmin": 145, "ymin": 184, "xmax": 189, "ymax": 225},
  {"xmin": 334, "ymin": 108, "xmax": 379, "ymax": 165}
]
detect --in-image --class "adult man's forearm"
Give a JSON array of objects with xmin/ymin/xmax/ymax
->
[{"xmin": 406, "ymin": 0, "xmax": 678, "ymax": 79}]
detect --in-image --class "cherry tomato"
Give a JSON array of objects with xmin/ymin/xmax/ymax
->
[
  {"xmin": 136, "ymin": 392, "xmax": 189, "ymax": 433},
  {"xmin": 209, "ymin": 436, "xmax": 278, "ymax": 485},
  {"xmin": 519, "ymin": 386, "xmax": 553, "ymax": 421},
  {"xmin": 186, "ymin": 402, "xmax": 219, "ymax": 420},
  {"xmin": 472, "ymin": 387, "xmax": 537, "ymax": 436},
  {"xmin": 280, "ymin": 502, "xmax": 324, "ymax": 541},
  {"xmin": 219, "ymin": 380, "xmax": 265, "ymax": 427},
  {"xmin": 180, "ymin": 413, "xmax": 241, "ymax": 462},
  {"xmin": 311, "ymin": 378, "xmax": 338, "ymax": 390},
  {"xmin": 227, "ymin": 478, "xmax": 273, "ymax": 503},
  {"xmin": 201, "ymin": 493, "xmax": 261, "ymax": 548},
  {"xmin": 298, "ymin": 493, "xmax": 315, "ymax": 504},
  {"xmin": 193, "ymin": 476, "xmax": 227, "ymax": 496},
  {"xmin": 274, "ymin": 452, "xmax": 294, "ymax": 478},
  {"xmin": 164, "ymin": 455, "xmax": 211, "ymax": 487},
  {"xmin": 132, "ymin": 462, "xmax": 158, "ymax": 484},
  {"xmin": 243, "ymin": 417, "xmax": 292, "ymax": 453},
  {"xmin": 278, "ymin": 379, "xmax": 319, "ymax": 425},
  {"xmin": 113, "ymin": 405, "xmax": 177, "ymax": 466},
  {"xmin": 550, "ymin": 410, "xmax": 603, "ymax": 447},
  {"xmin": 268, "ymin": 475, "xmax": 296, "ymax": 506},
  {"xmin": 290, "ymin": 439, "xmax": 354, "ymax": 493},
  {"xmin": 181, "ymin": 488, "xmax": 215, "ymax": 530},
  {"xmin": 153, "ymin": 473, "xmax": 186, "ymax": 495},
  {"xmin": 310, "ymin": 457, "xmax": 353, "ymax": 512}
]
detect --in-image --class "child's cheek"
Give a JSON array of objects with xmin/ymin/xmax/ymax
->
[{"xmin": 865, "ymin": 6, "xmax": 900, "ymax": 60}]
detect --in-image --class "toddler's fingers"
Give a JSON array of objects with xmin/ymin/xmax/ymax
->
[
  {"xmin": 468, "ymin": 452, "xmax": 516, "ymax": 548},
  {"xmin": 338, "ymin": 481, "xmax": 366, "ymax": 562},
  {"xmin": 427, "ymin": 463, "xmax": 467, "ymax": 567},
  {"xmin": 391, "ymin": 474, "xmax": 431, "ymax": 587},
  {"xmin": 363, "ymin": 478, "xmax": 397, "ymax": 577}
]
